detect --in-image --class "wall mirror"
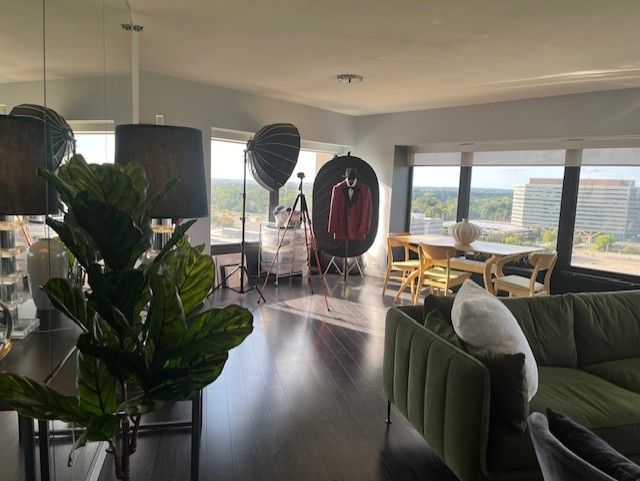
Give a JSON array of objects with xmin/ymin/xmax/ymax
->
[{"xmin": 0, "ymin": 1, "xmax": 132, "ymax": 480}]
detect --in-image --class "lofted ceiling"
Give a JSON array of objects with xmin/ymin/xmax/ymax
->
[{"xmin": 3, "ymin": 1, "xmax": 640, "ymax": 116}]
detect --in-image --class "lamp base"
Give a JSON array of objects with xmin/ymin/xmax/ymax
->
[{"xmin": 27, "ymin": 238, "xmax": 68, "ymax": 310}]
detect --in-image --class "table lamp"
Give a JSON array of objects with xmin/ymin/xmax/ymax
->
[
  {"xmin": 0, "ymin": 115, "xmax": 66, "ymax": 326},
  {"xmin": 114, "ymin": 124, "xmax": 208, "ymax": 250}
]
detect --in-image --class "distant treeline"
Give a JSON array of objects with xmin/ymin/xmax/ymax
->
[{"xmin": 411, "ymin": 186, "xmax": 514, "ymax": 222}]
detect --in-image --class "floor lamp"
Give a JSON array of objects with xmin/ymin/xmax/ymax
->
[{"xmin": 114, "ymin": 124, "xmax": 209, "ymax": 252}]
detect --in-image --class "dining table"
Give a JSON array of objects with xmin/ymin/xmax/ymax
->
[{"xmin": 395, "ymin": 234, "xmax": 544, "ymax": 295}]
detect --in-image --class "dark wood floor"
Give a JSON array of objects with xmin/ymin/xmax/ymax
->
[{"xmin": 90, "ymin": 274, "xmax": 457, "ymax": 481}]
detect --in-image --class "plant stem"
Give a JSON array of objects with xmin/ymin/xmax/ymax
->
[{"xmin": 129, "ymin": 415, "xmax": 141, "ymax": 454}]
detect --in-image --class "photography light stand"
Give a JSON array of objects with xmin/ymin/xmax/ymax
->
[
  {"xmin": 211, "ymin": 149, "xmax": 265, "ymax": 302},
  {"xmin": 259, "ymin": 172, "xmax": 330, "ymax": 311}
]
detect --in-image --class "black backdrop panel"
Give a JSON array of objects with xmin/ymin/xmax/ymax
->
[{"xmin": 312, "ymin": 154, "xmax": 379, "ymax": 258}]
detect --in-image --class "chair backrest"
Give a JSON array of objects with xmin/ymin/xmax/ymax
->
[
  {"xmin": 419, "ymin": 244, "xmax": 458, "ymax": 270},
  {"xmin": 527, "ymin": 412, "xmax": 616, "ymax": 481},
  {"xmin": 529, "ymin": 252, "xmax": 558, "ymax": 293},
  {"xmin": 387, "ymin": 233, "xmax": 415, "ymax": 265}
]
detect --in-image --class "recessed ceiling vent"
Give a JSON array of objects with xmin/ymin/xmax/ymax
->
[{"xmin": 337, "ymin": 74, "xmax": 363, "ymax": 84}]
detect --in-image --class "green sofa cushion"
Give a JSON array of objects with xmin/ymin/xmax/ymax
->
[
  {"xmin": 424, "ymin": 309, "xmax": 466, "ymax": 350},
  {"xmin": 584, "ymin": 358, "xmax": 640, "ymax": 394},
  {"xmin": 572, "ymin": 291, "xmax": 640, "ymax": 366},
  {"xmin": 501, "ymin": 295, "xmax": 577, "ymax": 368},
  {"xmin": 488, "ymin": 367, "xmax": 640, "ymax": 473},
  {"xmin": 425, "ymin": 293, "xmax": 578, "ymax": 368}
]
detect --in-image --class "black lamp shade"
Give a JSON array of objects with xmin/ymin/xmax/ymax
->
[
  {"xmin": 114, "ymin": 124, "xmax": 208, "ymax": 218},
  {"xmin": 0, "ymin": 115, "xmax": 57, "ymax": 215}
]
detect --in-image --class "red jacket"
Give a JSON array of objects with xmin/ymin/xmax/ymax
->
[{"xmin": 328, "ymin": 180, "xmax": 373, "ymax": 240}]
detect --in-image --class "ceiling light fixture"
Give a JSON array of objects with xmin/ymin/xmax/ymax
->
[{"xmin": 337, "ymin": 74, "xmax": 363, "ymax": 85}]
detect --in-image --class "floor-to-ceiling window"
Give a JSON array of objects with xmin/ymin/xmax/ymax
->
[
  {"xmin": 468, "ymin": 150, "xmax": 564, "ymax": 249},
  {"xmin": 210, "ymin": 139, "xmax": 270, "ymax": 244},
  {"xmin": 570, "ymin": 148, "xmax": 640, "ymax": 276},
  {"xmin": 409, "ymin": 153, "xmax": 461, "ymax": 235}
]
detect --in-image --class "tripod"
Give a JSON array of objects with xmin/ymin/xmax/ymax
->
[
  {"xmin": 259, "ymin": 173, "xmax": 330, "ymax": 311},
  {"xmin": 211, "ymin": 149, "xmax": 265, "ymax": 302}
]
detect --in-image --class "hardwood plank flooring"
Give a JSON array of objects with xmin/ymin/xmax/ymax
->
[{"xmin": 93, "ymin": 274, "xmax": 458, "ymax": 481}]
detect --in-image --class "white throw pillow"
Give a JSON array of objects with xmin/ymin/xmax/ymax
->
[{"xmin": 451, "ymin": 279, "xmax": 538, "ymax": 400}]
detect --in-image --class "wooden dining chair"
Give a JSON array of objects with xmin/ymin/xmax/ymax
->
[
  {"xmin": 394, "ymin": 244, "xmax": 471, "ymax": 305},
  {"xmin": 493, "ymin": 251, "xmax": 557, "ymax": 297},
  {"xmin": 382, "ymin": 233, "xmax": 420, "ymax": 295}
]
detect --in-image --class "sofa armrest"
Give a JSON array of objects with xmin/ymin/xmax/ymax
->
[{"xmin": 383, "ymin": 306, "xmax": 492, "ymax": 481}]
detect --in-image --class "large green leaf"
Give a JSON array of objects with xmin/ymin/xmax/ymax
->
[
  {"xmin": 77, "ymin": 333, "xmax": 148, "ymax": 386},
  {"xmin": 118, "ymin": 396, "xmax": 165, "ymax": 417},
  {"xmin": 187, "ymin": 353, "xmax": 229, "ymax": 391},
  {"xmin": 42, "ymin": 278, "xmax": 95, "ymax": 332},
  {"xmin": 159, "ymin": 240, "xmax": 215, "ymax": 316},
  {"xmin": 90, "ymin": 268, "xmax": 148, "ymax": 324},
  {"xmin": 0, "ymin": 373, "xmax": 87, "ymax": 423},
  {"xmin": 58, "ymin": 155, "xmax": 145, "ymax": 214},
  {"xmin": 67, "ymin": 414, "xmax": 122, "ymax": 467},
  {"xmin": 77, "ymin": 352, "xmax": 118, "ymax": 415},
  {"xmin": 170, "ymin": 305, "xmax": 253, "ymax": 359},
  {"xmin": 72, "ymin": 194, "xmax": 143, "ymax": 270},
  {"xmin": 46, "ymin": 216, "xmax": 97, "ymax": 269},
  {"xmin": 38, "ymin": 167, "xmax": 77, "ymax": 207},
  {"xmin": 147, "ymin": 272, "xmax": 186, "ymax": 362}
]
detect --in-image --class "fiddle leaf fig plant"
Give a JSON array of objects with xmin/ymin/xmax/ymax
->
[{"xmin": 0, "ymin": 154, "xmax": 253, "ymax": 481}]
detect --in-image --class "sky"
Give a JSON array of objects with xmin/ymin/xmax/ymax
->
[
  {"xmin": 413, "ymin": 165, "xmax": 640, "ymax": 189},
  {"xmin": 211, "ymin": 139, "xmax": 318, "ymax": 182}
]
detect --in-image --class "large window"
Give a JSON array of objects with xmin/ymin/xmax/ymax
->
[
  {"xmin": 210, "ymin": 139, "xmax": 270, "ymax": 244},
  {"xmin": 468, "ymin": 151, "xmax": 564, "ymax": 248},
  {"xmin": 410, "ymin": 165, "xmax": 460, "ymax": 235},
  {"xmin": 570, "ymin": 149, "xmax": 640, "ymax": 275},
  {"xmin": 210, "ymin": 140, "xmax": 334, "ymax": 245},
  {"xmin": 278, "ymin": 150, "xmax": 332, "ymax": 215}
]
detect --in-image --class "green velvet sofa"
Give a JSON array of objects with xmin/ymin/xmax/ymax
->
[{"xmin": 383, "ymin": 290, "xmax": 640, "ymax": 481}]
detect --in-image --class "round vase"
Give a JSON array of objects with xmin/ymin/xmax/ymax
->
[
  {"xmin": 448, "ymin": 218, "xmax": 482, "ymax": 248},
  {"xmin": 27, "ymin": 237, "xmax": 68, "ymax": 310}
]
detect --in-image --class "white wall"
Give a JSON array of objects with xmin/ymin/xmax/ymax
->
[
  {"xmin": 0, "ymin": 76, "xmax": 132, "ymax": 125},
  {"xmin": 139, "ymin": 71, "xmax": 356, "ymax": 246},
  {"xmin": 354, "ymin": 87, "xmax": 640, "ymax": 272}
]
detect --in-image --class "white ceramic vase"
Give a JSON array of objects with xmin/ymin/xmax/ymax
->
[
  {"xmin": 448, "ymin": 218, "xmax": 482, "ymax": 248},
  {"xmin": 27, "ymin": 237, "xmax": 68, "ymax": 310}
]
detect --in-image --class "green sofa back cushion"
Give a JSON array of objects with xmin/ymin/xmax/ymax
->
[
  {"xmin": 572, "ymin": 291, "xmax": 640, "ymax": 367},
  {"xmin": 425, "ymin": 293, "xmax": 577, "ymax": 368},
  {"xmin": 501, "ymin": 295, "xmax": 577, "ymax": 368},
  {"xmin": 424, "ymin": 309, "xmax": 466, "ymax": 350}
]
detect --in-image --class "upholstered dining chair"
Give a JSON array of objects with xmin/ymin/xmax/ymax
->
[
  {"xmin": 382, "ymin": 233, "xmax": 421, "ymax": 296},
  {"xmin": 493, "ymin": 251, "xmax": 557, "ymax": 297},
  {"xmin": 394, "ymin": 243, "xmax": 470, "ymax": 305}
]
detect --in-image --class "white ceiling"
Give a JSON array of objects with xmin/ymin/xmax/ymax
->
[
  {"xmin": 3, "ymin": 1, "xmax": 640, "ymax": 116},
  {"xmin": 129, "ymin": 0, "xmax": 640, "ymax": 115}
]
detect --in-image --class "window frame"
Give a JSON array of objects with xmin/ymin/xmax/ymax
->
[{"xmin": 405, "ymin": 147, "xmax": 640, "ymax": 284}]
